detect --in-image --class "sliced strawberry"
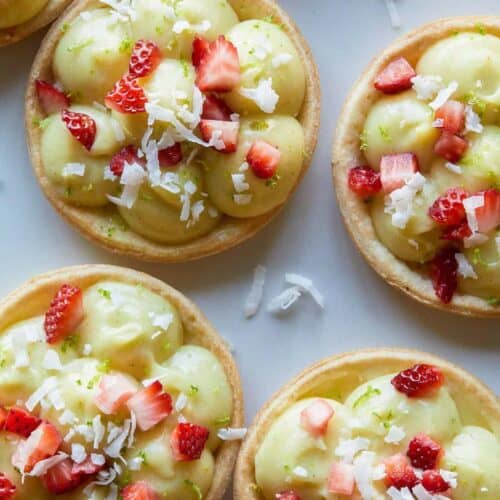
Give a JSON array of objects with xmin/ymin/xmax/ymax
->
[
  {"xmin": 105, "ymin": 75, "xmax": 147, "ymax": 114},
  {"xmin": 195, "ymin": 35, "xmax": 241, "ymax": 92},
  {"xmin": 327, "ymin": 462, "xmax": 355, "ymax": 495},
  {"xmin": 247, "ymin": 140, "xmax": 281, "ymax": 179},
  {"xmin": 300, "ymin": 399, "xmax": 334, "ymax": 437},
  {"xmin": 383, "ymin": 453, "xmax": 419, "ymax": 490},
  {"xmin": 192, "ymin": 36, "xmax": 210, "ymax": 69},
  {"xmin": 158, "ymin": 143, "xmax": 183, "ymax": 167},
  {"xmin": 41, "ymin": 458, "xmax": 84, "ymax": 494},
  {"xmin": 428, "ymin": 188, "xmax": 468, "ymax": 226},
  {"xmin": 110, "ymin": 145, "xmax": 145, "ymax": 177},
  {"xmin": 71, "ymin": 456, "xmax": 105, "ymax": 476},
  {"xmin": 0, "ymin": 406, "xmax": 7, "ymax": 430},
  {"xmin": 36, "ymin": 80, "xmax": 70, "ymax": 115},
  {"xmin": 374, "ymin": 57, "xmax": 416, "ymax": 94},
  {"xmin": 200, "ymin": 119, "xmax": 239, "ymax": 154},
  {"xmin": 4, "ymin": 407, "xmax": 41, "ymax": 438},
  {"xmin": 391, "ymin": 364, "xmax": 444, "ymax": 398},
  {"xmin": 422, "ymin": 470, "xmax": 450, "ymax": 493},
  {"xmin": 126, "ymin": 381, "xmax": 172, "ymax": 431},
  {"xmin": 348, "ymin": 165, "xmax": 382, "ymax": 198},
  {"xmin": 61, "ymin": 109, "xmax": 96, "ymax": 151},
  {"xmin": 170, "ymin": 422, "xmax": 209, "ymax": 461},
  {"xmin": 435, "ymin": 100, "xmax": 466, "ymax": 135},
  {"xmin": 441, "ymin": 221, "xmax": 472, "ymax": 242},
  {"xmin": 429, "ymin": 246, "xmax": 459, "ymax": 304},
  {"xmin": 276, "ymin": 491, "xmax": 301, "ymax": 500},
  {"xmin": 0, "ymin": 473, "xmax": 16, "ymax": 499},
  {"xmin": 407, "ymin": 433, "xmax": 442, "ymax": 470},
  {"xmin": 122, "ymin": 481, "xmax": 159, "ymax": 500},
  {"xmin": 94, "ymin": 374, "xmax": 138, "ymax": 415},
  {"xmin": 380, "ymin": 153, "xmax": 419, "ymax": 193},
  {"xmin": 44, "ymin": 284, "xmax": 84, "ymax": 344},
  {"xmin": 434, "ymin": 131, "xmax": 468, "ymax": 163},
  {"xmin": 202, "ymin": 94, "xmax": 233, "ymax": 121},
  {"xmin": 475, "ymin": 189, "xmax": 500, "ymax": 233},
  {"xmin": 129, "ymin": 40, "xmax": 161, "ymax": 78}
]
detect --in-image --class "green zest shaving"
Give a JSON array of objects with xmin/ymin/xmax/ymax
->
[
  {"xmin": 184, "ymin": 480, "xmax": 202, "ymax": 500},
  {"xmin": 98, "ymin": 288, "xmax": 112, "ymax": 300},
  {"xmin": 353, "ymin": 385, "xmax": 381, "ymax": 409}
]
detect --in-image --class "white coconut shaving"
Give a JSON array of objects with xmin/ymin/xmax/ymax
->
[
  {"xmin": 335, "ymin": 437, "xmax": 370, "ymax": 464},
  {"xmin": 272, "ymin": 53, "xmax": 293, "ymax": 68},
  {"xmin": 83, "ymin": 343, "xmax": 93, "ymax": 356},
  {"xmin": 173, "ymin": 19, "xmax": 211, "ymax": 34},
  {"xmin": 233, "ymin": 194, "xmax": 253, "ymax": 205},
  {"xmin": 93, "ymin": 415, "xmax": 106, "ymax": 449},
  {"xmin": 267, "ymin": 287, "xmax": 302, "ymax": 314},
  {"xmin": 231, "ymin": 173, "xmax": 250, "ymax": 193},
  {"xmin": 42, "ymin": 350, "xmax": 63, "ymax": 371},
  {"xmin": 63, "ymin": 163, "xmax": 86, "ymax": 177},
  {"xmin": 58, "ymin": 409, "xmax": 78, "ymax": 425},
  {"xmin": 384, "ymin": 0, "xmax": 401, "ymax": 29},
  {"xmin": 110, "ymin": 119, "xmax": 125, "ymax": 142},
  {"xmin": 217, "ymin": 427, "xmax": 247, "ymax": 441},
  {"xmin": 444, "ymin": 162, "xmax": 462, "ymax": 174},
  {"xmin": 104, "ymin": 419, "xmax": 131, "ymax": 458},
  {"xmin": 149, "ymin": 312, "xmax": 173, "ymax": 330},
  {"xmin": 429, "ymin": 81, "xmax": 459, "ymax": 110},
  {"xmin": 292, "ymin": 466, "xmax": 308, "ymax": 478},
  {"xmin": 91, "ymin": 454, "xmax": 106, "ymax": 466},
  {"xmin": 388, "ymin": 486, "xmax": 415, "ymax": 500},
  {"xmin": 99, "ymin": 0, "xmax": 137, "ymax": 20},
  {"xmin": 411, "ymin": 75, "xmax": 444, "ymax": 100},
  {"xmin": 285, "ymin": 273, "xmax": 325, "ymax": 309},
  {"xmin": 244, "ymin": 265, "xmax": 267, "ymax": 318},
  {"xmin": 27, "ymin": 452, "xmax": 68, "ymax": 477},
  {"xmin": 353, "ymin": 451, "xmax": 376, "ymax": 499},
  {"xmin": 240, "ymin": 78, "xmax": 279, "ymax": 113},
  {"xmin": 465, "ymin": 105, "xmax": 484, "ymax": 134},
  {"xmin": 103, "ymin": 166, "xmax": 118, "ymax": 181},
  {"xmin": 440, "ymin": 469, "xmax": 458, "ymax": 488},
  {"xmin": 463, "ymin": 194, "xmax": 485, "ymax": 233},
  {"xmin": 25, "ymin": 377, "xmax": 58, "ymax": 411},
  {"xmin": 71, "ymin": 443, "xmax": 87, "ymax": 464},
  {"xmin": 384, "ymin": 425, "xmax": 406, "ymax": 444},
  {"xmin": 455, "ymin": 254, "xmax": 478, "ymax": 279},
  {"xmin": 175, "ymin": 393, "xmax": 188, "ymax": 412}
]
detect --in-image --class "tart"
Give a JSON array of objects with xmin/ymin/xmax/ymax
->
[
  {"xmin": 234, "ymin": 348, "xmax": 500, "ymax": 500},
  {"xmin": 333, "ymin": 17, "xmax": 500, "ymax": 316},
  {"xmin": 0, "ymin": 264, "xmax": 243, "ymax": 498},
  {"xmin": 26, "ymin": 0, "xmax": 320, "ymax": 262},
  {"xmin": 0, "ymin": 0, "xmax": 71, "ymax": 47}
]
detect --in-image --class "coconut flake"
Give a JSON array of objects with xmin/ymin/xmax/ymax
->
[
  {"xmin": 244, "ymin": 265, "xmax": 267, "ymax": 318},
  {"xmin": 107, "ymin": 184, "xmax": 141, "ymax": 209},
  {"xmin": 292, "ymin": 465, "xmax": 308, "ymax": 478},
  {"xmin": 64, "ymin": 429, "xmax": 76, "ymax": 443},
  {"xmin": 149, "ymin": 312, "xmax": 173, "ymax": 330},
  {"xmin": 71, "ymin": 443, "xmax": 87, "ymax": 464},
  {"xmin": 105, "ymin": 419, "xmax": 131, "ymax": 458},
  {"xmin": 83, "ymin": 344, "xmax": 93, "ymax": 356},
  {"xmin": 173, "ymin": 19, "xmax": 211, "ymax": 34},
  {"xmin": 463, "ymin": 194, "xmax": 485, "ymax": 233},
  {"xmin": 93, "ymin": 415, "xmax": 105, "ymax": 449},
  {"xmin": 27, "ymin": 452, "xmax": 68, "ymax": 477},
  {"xmin": 465, "ymin": 105, "xmax": 484, "ymax": 134},
  {"xmin": 384, "ymin": 0, "xmax": 401, "ymax": 29},
  {"xmin": 25, "ymin": 377, "xmax": 58, "ymax": 411},
  {"xmin": 272, "ymin": 53, "xmax": 293, "ymax": 68},
  {"xmin": 388, "ymin": 486, "xmax": 415, "ymax": 500},
  {"xmin": 232, "ymin": 173, "xmax": 250, "ymax": 193},
  {"xmin": 353, "ymin": 451, "xmax": 376, "ymax": 500},
  {"xmin": 42, "ymin": 350, "xmax": 62, "ymax": 371},
  {"xmin": 240, "ymin": 78, "xmax": 279, "ymax": 113},
  {"xmin": 432, "ymin": 118, "xmax": 444, "ymax": 129},
  {"xmin": 103, "ymin": 166, "xmax": 118, "ymax": 181},
  {"xmin": 47, "ymin": 389, "xmax": 65, "ymax": 410},
  {"xmin": 455, "ymin": 254, "xmax": 478, "ymax": 279},
  {"xmin": 285, "ymin": 273, "xmax": 324, "ymax": 309},
  {"xmin": 100, "ymin": 0, "xmax": 137, "ymax": 20},
  {"xmin": 217, "ymin": 427, "xmax": 247, "ymax": 441},
  {"xmin": 429, "ymin": 81, "xmax": 459, "ymax": 110},
  {"xmin": 267, "ymin": 287, "xmax": 302, "ymax": 314},
  {"xmin": 384, "ymin": 425, "xmax": 406, "ymax": 444},
  {"xmin": 63, "ymin": 163, "xmax": 86, "ymax": 177},
  {"xmin": 190, "ymin": 200, "xmax": 205, "ymax": 223},
  {"xmin": 90, "ymin": 454, "xmax": 105, "ymax": 467},
  {"xmin": 234, "ymin": 194, "xmax": 253, "ymax": 205},
  {"xmin": 335, "ymin": 437, "xmax": 370, "ymax": 464},
  {"xmin": 411, "ymin": 75, "xmax": 444, "ymax": 100},
  {"xmin": 110, "ymin": 119, "xmax": 125, "ymax": 142},
  {"xmin": 127, "ymin": 456, "xmax": 144, "ymax": 471},
  {"xmin": 175, "ymin": 393, "xmax": 188, "ymax": 412},
  {"xmin": 58, "ymin": 409, "xmax": 78, "ymax": 426},
  {"xmin": 444, "ymin": 162, "xmax": 462, "ymax": 174},
  {"xmin": 440, "ymin": 469, "xmax": 458, "ymax": 489},
  {"xmin": 75, "ymin": 424, "xmax": 95, "ymax": 443}
]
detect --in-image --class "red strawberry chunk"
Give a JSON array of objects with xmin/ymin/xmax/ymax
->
[
  {"xmin": 328, "ymin": 462, "xmax": 355, "ymax": 495},
  {"xmin": 391, "ymin": 364, "xmax": 444, "ymax": 398},
  {"xmin": 434, "ymin": 131, "xmax": 468, "ymax": 163},
  {"xmin": 158, "ymin": 143, "xmax": 183, "ymax": 167},
  {"xmin": 429, "ymin": 246, "xmax": 459, "ymax": 304},
  {"xmin": 129, "ymin": 40, "xmax": 161, "ymax": 78},
  {"xmin": 126, "ymin": 381, "xmax": 172, "ymax": 431},
  {"xmin": 122, "ymin": 481, "xmax": 159, "ymax": 500},
  {"xmin": 0, "ymin": 473, "xmax": 16, "ymax": 499},
  {"xmin": 41, "ymin": 458, "xmax": 85, "ymax": 494},
  {"xmin": 192, "ymin": 36, "xmax": 210, "ymax": 69},
  {"xmin": 407, "ymin": 433, "xmax": 442, "ymax": 470},
  {"xmin": 105, "ymin": 75, "xmax": 147, "ymax": 114},
  {"xmin": 110, "ymin": 145, "xmax": 145, "ymax": 177},
  {"xmin": 374, "ymin": 57, "xmax": 416, "ymax": 94},
  {"xmin": 380, "ymin": 153, "xmax": 419, "ymax": 193},
  {"xmin": 202, "ymin": 94, "xmax": 233, "ymax": 121},
  {"xmin": 441, "ymin": 221, "xmax": 472, "ymax": 242},
  {"xmin": 44, "ymin": 284, "xmax": 84, "ymax": 344},
  {"xmin": 300, "ymin": 399, "xmax": 334, "ymax": 437},
  {"xmin": 383, "ymin": 454, "xmax": 419, "ymax": 490},
  {"xmin": 94, "ymin": 374, "xmax": 138, "ymax": 415},
  {"xmin": 36, "ymin": 80, "xmax": 70, "ymax": 115},
  {"xmin": 200, "ymin": 119, "xmax": 239, "ymax": 153},
  {"xmin": 170, "ymin": 422, "xmax": 209, "ymax": 461},
  {"xmin": 71, "ymin": 456, "xmax": 105, "ymax": 476},
  {"xmin": 61, "ymin": 109, "xmax": 96, "ymax": 151},
  {"xmin": 247, "ymin": 140, "xmax": 281, "ymax": 179},
  {"xmin": 195, "ymin": 35, "xmax": 241, "ymax": 92},
  {"xmin": 435, "ymin": 100, "xmax": 466, "ymax": 135},
  {"xmin": 422, "ymin": 470, "xmax": 450, "ymax": 493},
  {"xmin": 276, "ymin": 491, "xmax": 301, "ymax": 500},
  {"xmin": 348, "ymin": 165, "xmax": 382, "ymax": 198},
  {"xmin": 0, "ymin": 406, "xmax": 7, "ymax": 430},
  {"xmin": 428, "ymin": 188, "xmax": 468, "ymax": 226},
  {"xmin": 4, "ymin": 407, "xmax": 41, "ymax": 438},
  {"xmin": 475, "ymin": 188, "xmax": 500, "ymax": 233}
]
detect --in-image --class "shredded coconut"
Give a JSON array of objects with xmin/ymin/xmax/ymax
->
[
  {"xmin": 388, "ymin": 486, "xmax": 414, "ymax": 500},
  {"xmin": 27, "ymin": 452, "xmax": 68, "ymax": 477},
  {"xmin": 233, "ymin": 194, "xmax": 253, "ymax": 205},
  {"xmin": 149, "ymin": 312, "xmax": 173, "ymax": 330},
  {"xmin": 444, "ymin": 162, "xmax": 462, "ymax": 174},
  {"xmin": 71, "ymin": 443, "xmax": 87, "ymax": 464},
  {"xmin": 272, "ymin": 53, "xmax": 293, "ymax": 68},
  {"xmin": 465, "ymin": 105, "xmax": 484, "ymax": 134},
  {"xmin": 42, "ymin": 350, "xmax": 62, "ymax": 371},
  {"xmin": 411, "ymin": 75, "xmax": 444, "ymax": 100},
  {"xmin": 175, "ymin": 393, "xmax": 188, "ymax": 412},
  {"xmin": 267, "ymin": 287, "xmax": 302, "ymax": 314},
  {"xmin": 25, "ymin": 377, "xmax": 58, "ymax": 412},
  {"xmin": 91, "ymin": 453, "xmax": 106, "ymax": 466},
  {"xmin": 63, "ymin": 163, "xmax": 86, "ymax": 177},
  {"xmin": 103, "ymin": 165, "xmax": 118, "ymax": 181},
  {"xmin": 440, "ymin": 469, "xmax": 458, "ymax": 489},
  {"xmin": 110, "ymin": 119, "xmax": 125, "ymax": 142},
  {"xmin": 335, "ymin": 437, "xmax": 370, "ymax": 464},
  {"xmin": 463, "ymin": 194, "xmax": 485, "ymax": 233},
  {"xmin": 285, "ymin": 273, "xmax": 324, "ymax": 309},
  {"xmin": 455, "ymin": 254, "xmax": 478, "ymax": 279},
  {"xmin": 231, "ymin": 173, "xmax": 250, "ymax": 193},
  {"xmin": 217, "ymin": 427, "xmax": 247, "ymax": 441},
  {"xmin": 429, "ymin": 81, "xmax": 459, "ymax": 110},
  {"xmin": 173, "ymin": 19, "xmax": 211, "ymax": 34},
  {"xmin": 83, "ymin": 343, "xmax": 93, "ymax": 356},
  {"xmin": 384, "ymin": 425, "xmax": 406, "ymax": 444},
  {"xmin": 59, "ymin": 409, "xmax": 78, "ymax": 426},
  {"xmin": 244, "ymin": 265, "xmax": 267, "ymax": 318},
  {"xmin": 240, "ymin": 78, "xmax": 279, "ymax": 113},
  {"xmin": 353, "ymin": 451, "xmax": 376, "ymax": 499},
  {"xmin": 292, "ymin": 465, "xmax": 308, "ymax": 478}
]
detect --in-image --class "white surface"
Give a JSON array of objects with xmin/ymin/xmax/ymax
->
[{"xmin": 0, "ymin": 0, "xmax": 499, "ymax": 483}]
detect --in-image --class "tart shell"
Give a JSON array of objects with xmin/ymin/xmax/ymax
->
[
  {"xmin": 25, "ymin": 0, "xmax": 321, "ymax": 263},
  {"xmin": 332, "ymin": 16, "xmax": 500, "ymax": 317},
  {"xmin": 233, "ymin": 347, "xmax": 500, "ymax": 499},
  {"xmin": 0, "ymin": 264, "xmax": 244, "ymax": 500}
]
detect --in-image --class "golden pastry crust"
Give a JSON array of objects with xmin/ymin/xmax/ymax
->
[
  {"xmin": 25, "ymin": 0, "xmax": 321, "ymax": 263},
  {"xmin": 0, "ymin": 264, "xmax": 244, "ymax": 500},
  {"xmin": 0, "ymin": 0, "xmax": 72, "ymax": 47},
  {"xmin": 332, "ymin": 16, "xmax": 500, "ymax": 317},
  {"xmin": 233, "ymin": 347, "xmax": 500, "ymax": 499}
]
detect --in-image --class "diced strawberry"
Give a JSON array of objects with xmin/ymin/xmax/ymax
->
[
  {"xmin": 158, "ymin": 143, "xmax": 183, "ymax": 167},
  {"xmin": 94, "ymin": 374, "xmax": 138, "ymax": 415},
  {"xmin": 192, "ymin": 36, "xmax": 210, "ymax": 69},
  {"xmin": 348, "ymin": 165, "xmax": 382, "ymax": 198},
  {"xmin": 126, "ymin": 381, "xmax": 172, "ymax": 431},
  {"xmin": 0, "ymin": 406, "xmax": 8, "ymax": 431},
  {"xmin": 435, "ymin": 100, "xmax": 466, "ymax": 135},
  {"xmin": 441, "ymin": 221, "xmax": 472, "ymax": 242},
  {"xmin": 170, "ymin": 422, "xmax": 209, "ymax": 461},
  {"xmin": 383, "ymin": 454, "xmax": 419, "ymax": 490},
  {"xmin": 429, "ymin": 246, "xmax": 459, "ymax": 304},
  {"xmin": 247, "ymin": 140, "xmax": 281, "ymax": 179},
  {"xmin": 428, "ymin": 188, "xmax": 468, "ymax": 226},
  {"xmin": 4, "ymin": 407, "xmax": 41, "ymax": 438},
  {"xmin": 300, "ymin": 399, "xmax": 334, "ymax": 437},
  {"xmin": 110, "ymin": 145, "xmax": 145, "ymax": 176},
  {"xmin": 276, "ymin": 491, "xmax": 301, "ymax": 500},
  {"xmin": 202, "ymin": 94, "xmax": 233, "ymax": 121},
  {"xmin": 422, "ymin": 470, "xmax": 450, "ymax": 493},
  {"xmin": 374, "ymin": 57, "xmax": 416, "ymax": 94},
  {"xmin": 195, "ymin": 35, "xmax": 241, "ymax": 92},
  {"xmin": 41, "ymin": 458, "xmax": 84, "ymax": 494},
  {"xmin": 105, "ymin": 75, "xmax": 147, "ymax": 114},
  {"xmin": 327, "ymin": 462, "xmax": 355, "ymax": 495},
  {"xmin": 475, "ymin": 189, "xmax": 500, "ymax": 233},
  {"xmin": 200, "ymin": 119, "xmax": 239, "ymax": 153},
  {"xmin": 122, "ymin": 481, "xmax": 159, "ymax": 500},
  {"xmin": 35, "ymin": 80, "xmax": 70, "ymax": 115},
  {"xmin": 61, "ymin": 109, "xmax": 96, "ymax": 151},
  {"xmin": 391, "ymin": 364, "xmax": 444, "ymax": 398},
  {"xmin": 44, "ymin": 284, "xmax": 84, "ymax": 344},
  {"xmin": 129, "ymin": 40, "xmax": 161, "ymax": 78},
  {"xmin": 407, "ymin": 433, "xmax": 442, "ymax": 470},
  {"xmin": 71, "ymin": 456, "xmax": 105, "ymax": 476},
  {"xmin": 380, "ymin": 153, "xmax": 419, "ymax": 193},
  {"xmin": 0, "ymin": 473, "xmax": 16, "ymax": 499},
  {"xmin": 434, "ymin": 131, "xmax": 468, "ymax": 163}
]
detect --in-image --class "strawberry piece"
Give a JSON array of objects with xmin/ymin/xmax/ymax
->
[
  {"xmin": 380, "ymin": 153, "xmax": 419, "ymax": 193},
  {"xmin": 202, "ymin": 94, "xmax": 233, "ymax": 121},
  {"xmin": 374, "ymin": 57, "xmax": 416, "ymax": 94},
  {"xmin": 170, "ymin": 422, "xmax": 210, "ymax": 461},
  {"xmin": 71, "ymin": 456, "xmax": 105, "ymax": 476},
  {"xmin": 383, "ymin": 454, "xmax": 420, "ymax": 490},
  {"xmin": 407, "ymin": 433, "xmax": 442, "ymax": 470},
  {"xmin": 276, "ymin": 492, "xmax": 301, "ymax": 500},
  {"xmin": 428, "ymin": 188, "xmax": 468, "ymax": 226},
  {"xmin": 110, "ymin": 145, "xmax": 145, "ymax": 177},
  {"xmin": 105, "ymin": 75, "xmax": 147, "ymax": 114},
  {"xmin": 44, "ymin": 284, "xmax": 84, "ymax": 344},
  {"xmin": 300, "ymin": 399, "xmax": 334, "ymax": 437},
  {"xmin": 192, "ymin": 36, "xmax": 210, "ymax": 69},
  {"xmin": 122, "ymin": 481, "xmax": 159, "ymax": 500},
  {"xmin": 61, "ymin": 109, "xmax": 96, "ymax": 151},
  {"xmin": 0, "ymin": 473, "xmax": 16, "ymax": 499},
  {"xmin": 94, "ymin": 374, "xmax": 138, "ymax": 415},
  {"xmin": 391, "ymin": 364, "xmax": 444, "ymax": 398},
  {"xmin": 434, "ymin": 131, "xmax": 468, "ymax": 163},
  {"xmin": 41, "ymin": 458, "xmax": 84, "ymax": 494},
  {"xmin": 327, "ymin": 462, "xmax": 355, "ymax": 495},
  {"xmin": 0, "ymin": 407, "xmax": 7, "ymax": 430},
  {"xmin": 195, "ymin": 35, "xmax": 241, "ymax": 92},
  {"xmin": 4, "ymin": 407, "xmax": 41, "ymax": 438},
  {"xmin": 247, "ymin": 140, "xmax": 281, "ymax": 179},
  {"xmin": 35, "ymin": 80, "xmax": 70, "ymax": 115},
  {"xmin": 429, "ymin": 246, "xmax": 459, "ymax": 304},
  {"xmin": 422, "ymin": 470, "xmax": 450, "ymax": 493},
  {"xmin": 126, "ymin": 381, "xmax": 172, "ymax": 431},
  {"xmin": 475, "ymin": 189, "xmax": 500, "ymax": 233},
  {"xmin": 200, "ymin": 119, "xmax": 239, "ymax": 153},
  {"xmin": 129, "ymin": 40, "xmax": 161, "ymax": 78},
  {"xmin": 441, "ymin": 221, "xmax": 472, "ymax": 242},
  {"xmin": 158, "ymin": 143, "xmax": 183, "ymax": 167},
  {"xmin": 348, "ymin": 165, "xmax": 382, "ymax": 198},
  {"xmin": 435, "ymin": 100, "xmax": 466, "ymax": 135}
]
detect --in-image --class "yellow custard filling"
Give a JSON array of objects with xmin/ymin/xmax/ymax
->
[{"xmin": 0, "ymin": 0, "xmax": 49, "ymax": 30}]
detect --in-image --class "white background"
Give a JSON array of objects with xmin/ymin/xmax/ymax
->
[{"xmin": 0, "ymin": 1, "xmax": 498, "ymax": 484}]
